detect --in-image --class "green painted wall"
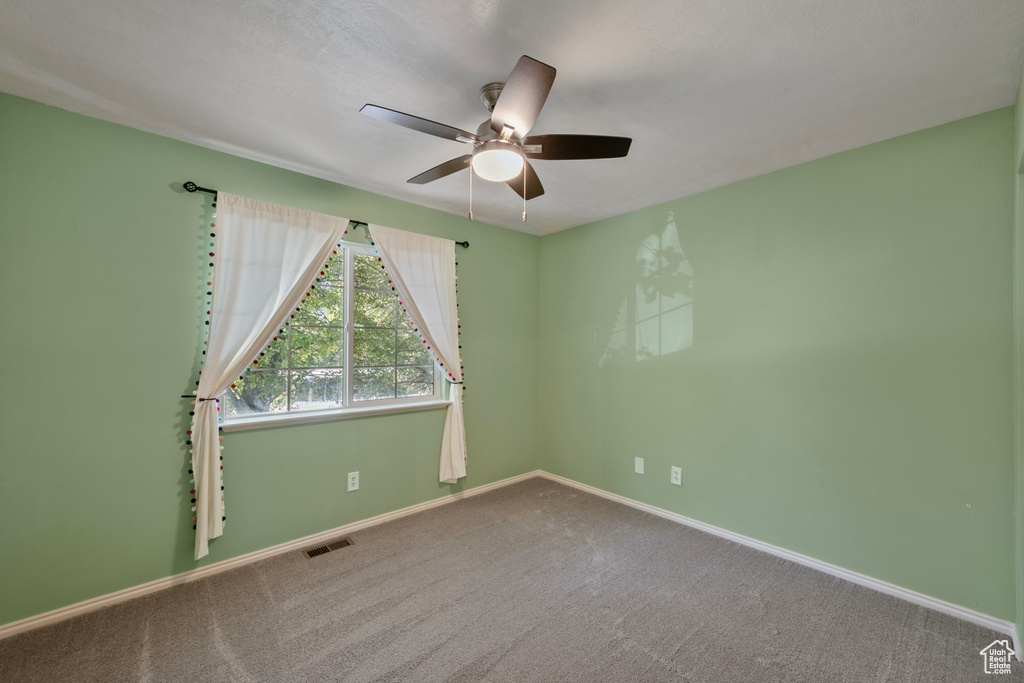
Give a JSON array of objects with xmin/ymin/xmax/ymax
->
[
  {"xmin": 0, "ymin": 93, "xmax": 540, "ymax": 626},
  {"xmin": 1016, "ymin": 68, "xmax": 1024, "ymax": 174},
  {"xmin": 538, "ymin": 108, "xmax": 1017, "ymax": 620}
]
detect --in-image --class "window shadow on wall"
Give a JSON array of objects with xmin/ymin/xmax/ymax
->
[{"xmin": 599, "ymin": 211, "xmax": 693, "ymax": 366}]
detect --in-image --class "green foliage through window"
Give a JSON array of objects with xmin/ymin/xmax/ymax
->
[{"xmin": 223, "ymin": 247, "xmax": 435, "ymax": 417}]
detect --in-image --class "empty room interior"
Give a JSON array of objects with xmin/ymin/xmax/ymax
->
[{"xmin": 3, "ymin": 1, "xmax": 1024, "ymax": 681}]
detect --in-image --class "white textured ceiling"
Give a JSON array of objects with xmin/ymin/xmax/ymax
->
[{"xmin": 1, "ymin": 1, "xmax": 1022, "ymax": 235}]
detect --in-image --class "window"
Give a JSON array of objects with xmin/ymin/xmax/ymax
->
[{"xmin": 222, "ymin": 244, "xmax": 439, "ymax": 419}]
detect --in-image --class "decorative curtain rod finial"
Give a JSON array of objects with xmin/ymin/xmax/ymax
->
[{"xmin": 183, "ymin": 181, "xmax": 217, "ymax": 195}]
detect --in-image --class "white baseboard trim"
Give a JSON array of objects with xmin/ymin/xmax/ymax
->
[
  {"xmin": 536, "ymin": 471, "xmax": 1021, "ymax": 655},
  {"xmin": 0, "ymin": 469, "xmax": 541, "ymax": 641}
]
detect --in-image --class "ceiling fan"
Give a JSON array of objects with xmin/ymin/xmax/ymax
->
[{"xmin": 360, "ymin": 55, "xmax": 631, "ymax": 216}]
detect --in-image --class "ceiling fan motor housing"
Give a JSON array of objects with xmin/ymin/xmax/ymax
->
[{"xmin": 476, "ymin": 119, "xmax": 499, "ymax": 139}]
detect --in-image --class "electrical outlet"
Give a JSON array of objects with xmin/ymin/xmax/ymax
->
[
  {"xmin": 670, "ymin": 466, "xmax": 682, "ymax": 486},
  {"xmin": 634, "ymin": 457, "xmax": 644, "ymax": 474},
  {"xmin": 347, "ymin": 471, "xmax": 359, "ymax": 492}
]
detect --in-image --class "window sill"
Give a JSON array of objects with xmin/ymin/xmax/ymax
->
[{"xmin": 221, "ymin": 399, "xmax": 450, "ymax": 432}]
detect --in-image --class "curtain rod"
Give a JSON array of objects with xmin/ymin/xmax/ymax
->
[{"xmin": 183, "ymin": 181, "xmax": 468, "ymax": 249}]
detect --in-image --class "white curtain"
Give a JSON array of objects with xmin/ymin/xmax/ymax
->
[
  {"xmin": 370, "ymin": 225, "xmax": 466, "ymax": 483},
  {"xmin": 193, "ymin": 192, "xmax": 348, "ymax": 559}
]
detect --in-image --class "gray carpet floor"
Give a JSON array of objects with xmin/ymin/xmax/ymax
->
[{"xmin": 0, "ymin": 477, "xmax": 1018, "ymax": 682}]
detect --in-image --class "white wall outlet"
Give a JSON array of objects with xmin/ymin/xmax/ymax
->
[
  {"xmin": 671, "ymin": 466, "xmax": 682, "ymax": 486},
  {"xmin": 634, "ymin": 457, "xmax": 644, "ymax": 474},
  {"xmin": 347, "ymin": 471, "xmax": 359, "ymax": 492}
]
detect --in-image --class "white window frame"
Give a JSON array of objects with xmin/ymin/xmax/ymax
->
[{"xmin": 222, "ymin": 241, "xmax": 443, "ymax": 431}]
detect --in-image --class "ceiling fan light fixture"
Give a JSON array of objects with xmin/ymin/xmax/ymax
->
[
  {"xmin": 472, "ymin": 140, "xmax": 524, "ymax": 182},
  {"xmin": 362, "ymin": 55, "xmax": 631, "ymax": 208}
]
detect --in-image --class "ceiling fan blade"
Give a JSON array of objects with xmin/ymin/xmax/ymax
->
[
  {"xmin": 523, "ymin": 135, "xmax": 632, "ymax": 160},
  {"xmin": 506, "ymin": 160, "xmax": 544, "ymax": 200},
  {"xmin": 361, "ymin": 105, "xmax": 479, "ymax": 143},
  {"xmin": 490, "ymin": 56, "xmax": 556, "ymax": 140},
  {"xmin": 407, "ymin": 155, "xmax": 473, "ymax": 184}
]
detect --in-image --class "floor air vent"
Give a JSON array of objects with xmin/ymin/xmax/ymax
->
[{"xmin": 302, "ymin": 537, "xmax": 353, "ymax": 559}]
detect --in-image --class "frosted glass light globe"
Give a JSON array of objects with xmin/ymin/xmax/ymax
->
[{"xmin": 472, "ymin": 141, "xmax": 524, "ymax": 182}]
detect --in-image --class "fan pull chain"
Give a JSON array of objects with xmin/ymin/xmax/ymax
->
[
  {"xmin": 468, "ymin": 164, "xmax": 474, "ymax": 221},
  {"xmin": 522, "ymin": 165, "xmax": 527, "ymax": 222}
]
